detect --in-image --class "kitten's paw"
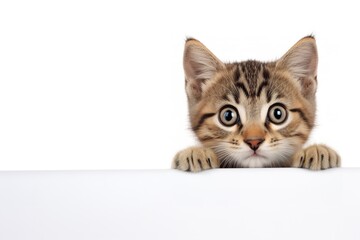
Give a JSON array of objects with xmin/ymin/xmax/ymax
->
[
  {"xmin": 172, "ymin": 147, "xmax": 219, "ymax": 172},
  {"xmin": 292, "ymin": 144, "xmax": 341, "ymax": 170}
]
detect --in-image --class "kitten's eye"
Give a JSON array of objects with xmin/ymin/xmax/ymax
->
[
  {"xmin": 219, "ymin": 105, "xmax": 239, "ymax": 126},
  {"xmin": 268, "ymin": 104, "xmax": 287, "ymax": 124}
]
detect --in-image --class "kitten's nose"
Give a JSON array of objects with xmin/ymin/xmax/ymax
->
[{"xmin": 244, "ymin": 138, "xmax": 265, "ymax": 151}]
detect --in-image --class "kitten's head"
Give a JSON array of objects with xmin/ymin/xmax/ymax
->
[{"xmin": 184, "ymin": 36, "xmax": 318, "ymax": 167}]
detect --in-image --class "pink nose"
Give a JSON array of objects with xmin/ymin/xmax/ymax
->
[{"xmin": 244, "ymin": 138, "xmax": 264, "ymax": 151}]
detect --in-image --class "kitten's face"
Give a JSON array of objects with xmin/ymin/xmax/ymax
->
[{"xmin": 184, "ymin": 37, "xmax": 318, "ymax": 167}]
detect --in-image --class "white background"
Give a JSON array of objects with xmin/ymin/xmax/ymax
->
[{"xmin": 0, "ymin": 0, "xmax": 359, "ymax": 170}]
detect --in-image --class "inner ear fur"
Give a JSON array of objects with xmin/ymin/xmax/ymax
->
[
  {"xmin": 277, "ymin": 36, "xmax": 318, "ymax": 98},
  {"xmin": 183, "ymin": 39, "xmax": 225, "ymax": 105}
]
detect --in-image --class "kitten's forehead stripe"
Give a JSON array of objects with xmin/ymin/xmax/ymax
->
[
  {"xmin": 266, "ymin": 89, "xmax": 272, "ymax": 103},
  {"xmin": 241, "ymin": 61, "xmax": 262, "ymax": 97},
  {"xmin": 256, "ymin": 79, "xmax": 268, "ymax": 97},
  {"xmin": 222, "ymin": 94, "xmax": 230, "ymax": 101},
  {"xmin": 262, "ymin": 67, "xmax": 270, "ymax": 80},
  {"xmin": 233, "ymin": 64, "xmax": 241, "ymax": 81},
  {"xmin": 234, "ymin": 61, "xmax": 270, "ymax": 100},
  {"xmin": 232, "ymin": 88, "xmax": 240, "ymax": 104},
  {"xmin": 235, "ymin": 82, "xmax": 250, "ymax": 98},
  {"xmin": 276, "ymin": 93, "xmax": 284, "ymax": 99},
  {"xmin": 256, "ymin": 65, "xmax": 270, "ymax": 98}
]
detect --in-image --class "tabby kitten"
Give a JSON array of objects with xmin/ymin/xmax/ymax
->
[{"xmin": 172, "ymin": 36, "xmax": 340, "ymax": 172}]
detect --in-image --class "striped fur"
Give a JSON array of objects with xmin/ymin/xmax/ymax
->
[{"xmin": 173, "ymin": 36, "xmax": 340, "ymax": 170}]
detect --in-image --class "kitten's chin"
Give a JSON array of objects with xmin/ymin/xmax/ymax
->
[
  {"xmin": 216, "ymin": 147, "xmax": 294, "ymax": 168},
  {"xmin": 237, "ymin": 151, "xmax": 293, "ymax": 168},
  {"xmin": 240, "ymin": 155, "xmax": 270, "ymax": 168}
]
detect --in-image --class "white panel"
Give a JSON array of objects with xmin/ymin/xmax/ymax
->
[{"xmin": 0, "ymin": 169, "xmax": 359, "ymax": 239}]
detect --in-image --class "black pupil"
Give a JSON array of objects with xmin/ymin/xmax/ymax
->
[
  {"xmin": 274, "ymin": 108, "xmax": 282, "ymax": 119},
  {"xmin": 224, "ymin": 110, "xmax": 234, "ymax": 122}
]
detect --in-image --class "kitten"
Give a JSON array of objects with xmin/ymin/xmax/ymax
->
[{"xmin": 172, "ymin": 36, "xmax": 340, "ymax": 172}]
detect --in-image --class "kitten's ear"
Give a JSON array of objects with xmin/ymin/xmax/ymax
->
[
  {"xmin": 277, "ymin": 36, "xmax": 318, "ymax": 97},
  {"xmin": 184, "ymin": 38, "xmax": 225, "ymax": 104}
]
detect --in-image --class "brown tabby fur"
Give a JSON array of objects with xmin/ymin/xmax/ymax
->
[{"xmin": 173, "ymin": 36, "xmax": 340, "ymax": 171}]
